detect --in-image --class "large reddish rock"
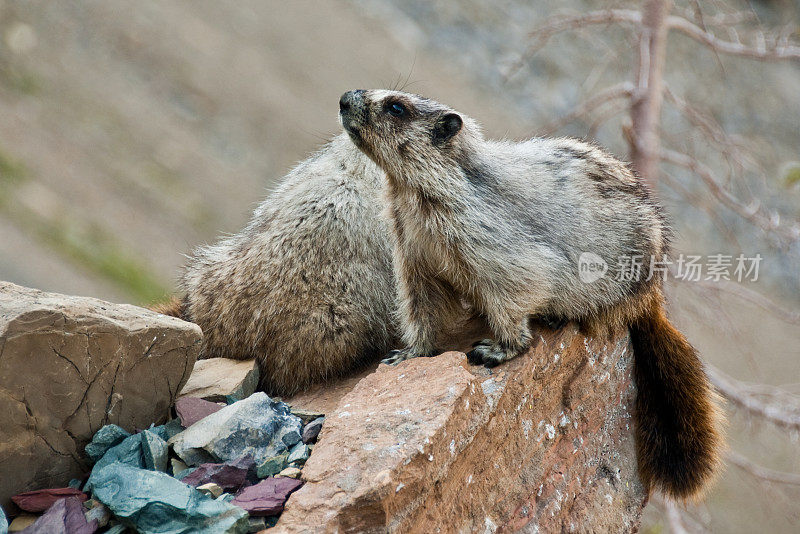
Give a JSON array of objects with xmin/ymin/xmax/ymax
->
[
  {"xmin": 275, "ymin": 324, "xmax": 648, "ymax": 533},
  {"xmin": 0, "ymin": 281, "xmax": 202, "ymax": 510}
]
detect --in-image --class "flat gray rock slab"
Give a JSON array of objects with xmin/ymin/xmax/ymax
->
[
  {"xmin": 179, "ymin": 358, "xmax": 259, "ymax": 402},
  {"xmin": 0, "ymin": 281, "xmax": 202, "ymax": 510}
]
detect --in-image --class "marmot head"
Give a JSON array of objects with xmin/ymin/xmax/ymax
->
[{"xmin": 338, "ymin": 89, "xmax": 480, "ymax": 178}]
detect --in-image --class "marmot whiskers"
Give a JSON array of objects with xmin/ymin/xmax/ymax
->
[{"xmin": 339, "ymin": 89, "xmax": 722, "ymax": 500}]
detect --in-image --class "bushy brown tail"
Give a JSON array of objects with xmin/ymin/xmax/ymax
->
[
  {"xmin": 629, "ymin": 300, "xmax": 723, "ymax": 500},
  {"xmin": 150, "ymin": 295, "xmax": 186, "ymax": 319}
]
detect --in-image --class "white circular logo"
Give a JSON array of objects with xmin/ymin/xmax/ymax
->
[{"xmin": 578, "ymin": 252, "xmax": 608, "ymax": 284}]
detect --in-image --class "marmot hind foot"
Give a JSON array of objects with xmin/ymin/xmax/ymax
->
[{"xmin": 538, "ymin": 314, "xmax": 569, "ymax": 331}]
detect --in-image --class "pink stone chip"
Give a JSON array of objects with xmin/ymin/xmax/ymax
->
[
  {"xmin": 19, "ymin": 496, "xmax": 97, "ymax": 534},
  {"xmin": 232, "ymin": 477, "xmax": 303, "ymax": 516},
  {"xmin": 180, "ymin": 456, "xmax": 255, "ymax": 491},
  {"xmin": 12, "ymin": 488, "xmax": 88, "ymax": 513},
  {"xmin": 175, "ymin": 397, "xmax": 224, "ymax": 428}
]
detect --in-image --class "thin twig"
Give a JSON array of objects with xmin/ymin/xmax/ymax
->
[
  {"xmin": 660, "ymin": 148, "xmax": 800, "ymax": 244},
  {"xmin": 505, "ymin": 9, "xmax": 642, "ymax": 79},
  {"xmin": 665, "ymin": 500, "xmax": 691, "ymax": 534},
  {"xmin": 707, "ymin": 365, "xmax": 800, "ymax": 431},
  {"xmin": 691, "ymin": 279, "xmax": 800, "ymax": 326},
  {"xmin": 536, "ymin": 82, "xmax": 634, "ymax": 136},
  {"xmin": 662, "ymin": 85, "xmax": 755, "ymax": 178},
  {"xmin": 688, "ymin": 0, "xmax": 726, "ymax": 72},
  {"xmin": 587, "ymin": 100, "xmax": 628, "ymax": 138},
  {"xmin": 675, "ymin": 6, "xmax": 757, "ymax": 28},
  {"xmin": 727, "ymin": 451, "xmax": 800, "ymax": 486},
  {"xmin": 668, "ymin": 15, "xmax": 800, "ymax": 61},
  {"xmin": 528, "ymin": 9, "xmax": 643, "ymax": 39}
]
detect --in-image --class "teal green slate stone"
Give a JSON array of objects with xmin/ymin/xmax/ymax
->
[
  {"xmin": 89, "ymin": 463, "xmax": 249, "ymax": 534},
  {"xmin": 148, "ymin": 419, "xmax": 184, "ymax": 441},
  {"xmin": 141, "ymin": 430, "xmax": 169, "ymax": 472},
  {"xmin": 286, "ymin": 443, "xmax": 310, "ymax": 466},
  {"xmin": 87, "ymin": 430, "xmax": 170, "ymax": 491},
  {"xmin": 85, "ymin": 424, "xmax": 131, "ymax": 464},
  {"xmin": 86, "ymin": 433, "xmax": 146, "ymax": 492},
  {"xmin": 255, "ymin": 453, "xmax": 289, "ymax": 479}
]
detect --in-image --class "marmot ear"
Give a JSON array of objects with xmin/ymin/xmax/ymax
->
[{"xmin": 432, "ymin": 113, "xmax": 463, "ymax": 145}]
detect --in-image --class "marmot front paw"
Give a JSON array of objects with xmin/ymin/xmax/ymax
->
[{"xmin": 467, "ymin": 339, "xmax": 526, "ymax": 368}]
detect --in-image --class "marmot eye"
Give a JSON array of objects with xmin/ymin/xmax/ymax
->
[{"xmin": 387, "ymin": 102, "xmax": 406, "ymax": 117}]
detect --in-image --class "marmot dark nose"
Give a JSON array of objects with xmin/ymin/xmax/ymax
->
[
  {"xmin": 339, "ymin": 90, "xmax": 365, "ymax": 112},
  {"xmin": 339, "ymin": 93, "xmax": 351, "ymax": 112}
]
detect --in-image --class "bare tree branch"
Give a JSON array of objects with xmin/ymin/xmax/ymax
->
[
  {"xmin": 707, "ymin": 365, "xmax": 800, "ymax": 431},
  {"xmin": 504, "ymin": 9, "xmax": 642, "ymax": 80},
  {"xmin": 691, "ymin": 279, "xmax": 800, "ymax": 326},
  {"xmin": 512, "ymin": 5, "xmax": 798, "ymax": 85},
  {"xmin": 668, "ymin": 15, "xmax": 800, "ymax": 61},
  {"xmin": 526, "ymin": 9, "xmax": 642, "ymax": 40},
  {"xmin": 662, "ymin": 85, "xmax": 755, "ymax": 177},
  {"xmin": 727, "ymin": 451, "xmax": 800, "ymax": 486},
  {"xmin": 535, "ymin": 82, "xmax": 634, "ymax": 136},
  {"xmin": 630, "ymin": 0, "xmax": 673, "ymax": 188},
  {"xmin": 660, "ymin": 148, "xmax": 800, "ymax": 244},
  {"xmin": 665, "ymin": 500, "xmax": 692, "ymax": 534},
  {"xmin": 587, "ymin": 100, "xmax": 628, "ymax": 138}
]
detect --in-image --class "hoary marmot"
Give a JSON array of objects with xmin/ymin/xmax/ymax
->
[
  {"xmin": 339, "ymin": 88, "xmax": 722, "ymax": 500},
  {"xmin": 156, "ymin": 133, "xmax": 399, "ymax": 396}
]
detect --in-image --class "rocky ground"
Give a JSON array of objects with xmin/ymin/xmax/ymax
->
[
  {"xmin": 1, "ymin": 282, "xmax": 647, "ymax": 533},
  {"xmin": 0, "ymin": 281, "xmax": 321, "ymax": 532},
  {"xmin": 5, "ymin": 386, "xmax": 322, "ymax": 533}
]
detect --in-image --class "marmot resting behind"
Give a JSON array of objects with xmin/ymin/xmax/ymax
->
[
  {"xmin": 155, "ymin": 133, "xmax": 399, "ymax": 396},
  {"xmin": 339, "ymin": 89, "xmax": 723, "ymax": 500}
]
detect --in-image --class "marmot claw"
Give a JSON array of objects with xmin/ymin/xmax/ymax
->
[{"xmin": 466, "ymin": 340, "xmax": 508, "ymax": 368}]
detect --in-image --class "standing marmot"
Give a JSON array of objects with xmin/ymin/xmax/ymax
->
[
  {"xmin": 339, "ymin": 89, "xmax": 722, "ymax": 500},
  {"xmin": 156, "ymin": 133, "xmax": 399, "ymax": 396}
]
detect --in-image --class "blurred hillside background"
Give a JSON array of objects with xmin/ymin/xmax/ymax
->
[{"xmin": 0, "ymin": 1, "xmax": 798, "ymax": 532}]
